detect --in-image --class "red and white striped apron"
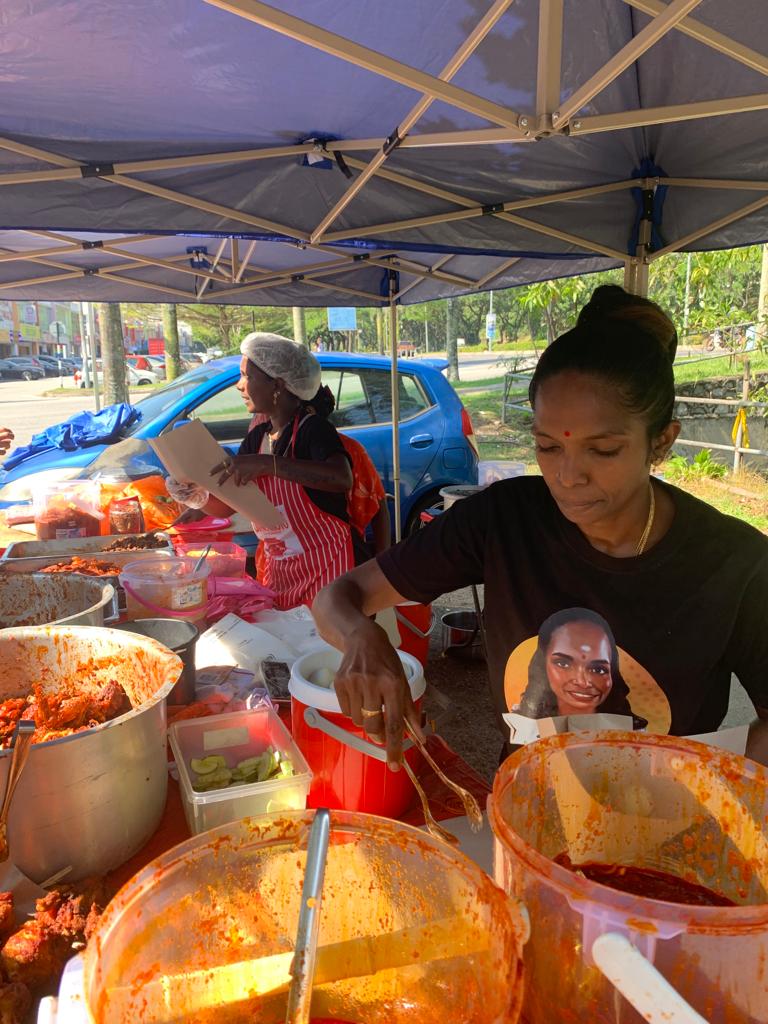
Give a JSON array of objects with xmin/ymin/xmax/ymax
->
[{"xmin": 252, "ymin": 414, "xmax": 354, "ymax": 610}]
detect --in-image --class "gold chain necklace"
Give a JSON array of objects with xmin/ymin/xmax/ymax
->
[{"xmin": 635, "ymin": 483, "xmax": 656, "ymax": 556}]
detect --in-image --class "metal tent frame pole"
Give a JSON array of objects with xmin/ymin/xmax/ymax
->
[{"xmin": 388, "ymin": 272, "xmax": 402, "ymax": 543}]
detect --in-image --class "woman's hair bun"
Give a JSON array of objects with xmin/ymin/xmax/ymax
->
[{"xmin": 577, "ymin": 284, "xmax": 678, "ymax": 363}]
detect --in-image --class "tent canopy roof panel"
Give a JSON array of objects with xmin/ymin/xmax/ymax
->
[{"xmin": 0, "ymin": 0, "xmax": 766, "ymax": 302}]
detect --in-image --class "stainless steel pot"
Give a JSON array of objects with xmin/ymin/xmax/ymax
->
[
  {"xmin": 0, "ymin": 625, "xmax": 182, "ymax": 883},
  {"xmin": 0, "ymin": 573, "xmax": 117, "ymax": 629}
]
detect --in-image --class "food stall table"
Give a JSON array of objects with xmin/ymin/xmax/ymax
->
[{"xmin": 107, "ymin": 733, "xmax": 492, "ymax": 892}]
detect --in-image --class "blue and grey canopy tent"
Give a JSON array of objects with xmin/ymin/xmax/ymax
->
[
  {"xmin": 1, "ymin": 0, "xmax": 767, "ymax": 531},
  {"xmin": 0, "ymin": 0, "xmax": 766, "ymax": 304}
]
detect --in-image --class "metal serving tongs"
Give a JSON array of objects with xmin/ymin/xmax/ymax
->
[
  {"xmin": 285, "ymin": 808, "xmax": 332, "ymax": 1024},
  {"xmin": 402, "ymin": 758, "xmax": 459, "ymax": 846},
  {"xmin": 405, "ymin": 722, "xmax": 484, "ymax": 833},
  {"xmin": 0, "ymin": 721, "xmax": 47, "ymax": 917}
]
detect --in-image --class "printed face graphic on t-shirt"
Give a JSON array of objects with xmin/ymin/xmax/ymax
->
[
  {"xmin": 544, "ymin": 622, "xmax": 612, "ymax": 715},
  {"xmin": 504, "ymin": 606, "xmax": 671, "ymax": 734}
]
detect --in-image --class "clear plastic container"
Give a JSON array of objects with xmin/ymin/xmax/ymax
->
[
  {"xmin": 174, "ymin": 540, "xmax": 247, "ymax": 578},
  {"xmin": 169, "ymin": 705, "xmax": 312, "ymax": 834},
  {"xmin": 489, "ymin": 731, "xmax": 768, "ymax": 1024},
  {"xmin": 120, "ymin": 555, "xmax": 210, "ymax": 623},
  {"xmin": 84, "ymin": 809, "xmax": 527, "ymax": 1023},
  {"xmin": 33, "ymin": 479, "xmax": 102, "ymax": 540},
  {"xmin": 478, "ymin": 459, "xmax": 526, "ymax": 485}
]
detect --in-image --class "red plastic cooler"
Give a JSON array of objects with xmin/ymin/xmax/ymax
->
[{"xmin": 289, "ymin": 646, "xmax": 425, "ymax": 818}]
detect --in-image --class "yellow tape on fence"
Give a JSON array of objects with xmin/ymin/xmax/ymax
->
[{"xmin": 731, "ymin": 407, "xmax": 750, "ymax": 449}]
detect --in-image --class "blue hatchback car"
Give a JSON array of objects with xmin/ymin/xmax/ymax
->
[{"xmin": 0, "ymin": 354, "xmax": 479, "ymax": 538}]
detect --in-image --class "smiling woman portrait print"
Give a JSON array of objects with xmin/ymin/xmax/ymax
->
[{"xmin": 516, "ymin": 607, "xmax": 646, "ymax": 726}]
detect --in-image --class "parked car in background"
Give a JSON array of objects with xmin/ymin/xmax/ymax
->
[
  {"xmin": 38, "ymin": 354, "xmax": 77, "ymax": 376},
  {"xmin": 128, "ymin": 354, "xmax": 167, "ymax": 379},
  {"xmin": 74, "ymin": 363, "xmax": 160, "ymax": 387},
  {"xmin": 0, "ymin": 358, "xmax": 45, "ymax": 381},
  {"xmin": 1, "ymin": 354, "xmax": 479, "ymax": 538},
  {"xmin": 1, "ymin": 356, "xmax": 46, "ymax": 380}
]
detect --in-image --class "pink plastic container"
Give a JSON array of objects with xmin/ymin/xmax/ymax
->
[{"xmin": 175, "ymin": 541, "xmax": 247, "ymax": 578}]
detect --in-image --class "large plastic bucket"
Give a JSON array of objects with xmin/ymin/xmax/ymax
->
[
  {"xmin": 394, "ymin": 602, "xmax": 433, "ymax": 665},
  {"xmin": 489, "ymin": 731, "xmax": 768, "ymax": 1024},
  {"xmin": 83, "ymin": 810, "xmax": 528, "ymax": 1024},
  {"xmin": 290, "ymin": 645, "xmax": 425, "ymax": 817}
]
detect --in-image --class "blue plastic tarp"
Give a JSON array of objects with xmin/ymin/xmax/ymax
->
[{"xmin": 3, "ymin": 403, "xmax": 140, "ymax": 471}]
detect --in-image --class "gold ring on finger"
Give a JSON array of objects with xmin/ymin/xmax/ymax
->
[{"xmin": 361, "ymin": 707, "xmax": 382, "ymax": 718}]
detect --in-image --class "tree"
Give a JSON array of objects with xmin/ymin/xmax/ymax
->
[
  {"xmin": 755, "ymin": 244, "xmax": 768, "ymax": 345},
  {"xmin": 176, "ymin": 305, "xmax": 257, "ymax": 352},
  {"xmin": 95, "ymin": 303, "xmax": 128, "ymax": 405},
  {"xmin": 162, "ymin": 305, "xmax": 182, "ymax": 380},
  {"xmin": 292, "ymin": 306, "xmax": 307, "ymax": 346},
  {"xmin": 445, "ymin": 296, "xmax": 459, "ymax": 381}
]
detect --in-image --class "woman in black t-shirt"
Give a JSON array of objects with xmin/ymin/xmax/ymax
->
[
  {"xmin": 197, "ymin": 332, "xmax": 364, "ymax": 609},
  {"xmin": 312, "ymin": 286, "xmax": 768, "ymax": 770}
]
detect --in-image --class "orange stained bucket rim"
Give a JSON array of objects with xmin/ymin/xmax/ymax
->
[
  {"xmin": 489, "ymin": 730, "xmax": 768, "ymax": 932},
  {"xmin": 85, "ymin": 808, "xmax": 529, "ymax": 1023}
]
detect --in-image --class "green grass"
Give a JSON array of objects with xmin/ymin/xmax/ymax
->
[
  {"xmin": 458, "ymin": 339, "xmax": 543, "ymax": 353},
  {"xmin": 453, "ymin": 375, "xmax": 506, "ymax": 391},
  {"xmin": 673, "ymin": 352, "xmax": 768, "ymax": 385}
]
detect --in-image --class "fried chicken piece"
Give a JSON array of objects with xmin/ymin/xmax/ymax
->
[
  {"xmin": 0, "ymin": 982, "xmax": 31, "ymax": 1024},
  {"xmin": 35, "ymin": 878, "xmax": 109, "ymax": 942},
  {"xmin": 0, "ymin": 701, "xmax": 25, "ymax": 750},
  {"xmin": 0, "ymin": 880, "xmax": 110, "ymax": 994},
  {"xmin": 1, "ymin": 919, "xmax": 69, "ymax": 991},
  {"xmin": 88, "ymin": 680, "xmax": 131, "ymax": 724},
  {"xmin": 30, "ymin": 681, "xmax": 130, "ymax": 736},
  {"xmin": 0, "ymin": 895, "xmax": 13, "ymax": 941}
]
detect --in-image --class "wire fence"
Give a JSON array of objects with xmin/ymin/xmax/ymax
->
[{"xmin": 497, "ymin": 357, "xmax": 768, "ymax": 471}]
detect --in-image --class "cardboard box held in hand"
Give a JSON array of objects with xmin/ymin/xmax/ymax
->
[{"xmin": 149, "ymin": 419, "xmax": 283, "ymax": 530}]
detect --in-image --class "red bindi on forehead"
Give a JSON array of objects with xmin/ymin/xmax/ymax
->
[{"xmin": 563, "ymin": 430, "xmax": 571, "ymax": 437}]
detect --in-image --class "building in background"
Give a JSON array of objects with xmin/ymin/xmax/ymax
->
[{"xmin": 0, "ymin": 300, "xmax": 82, "ymax": 359}]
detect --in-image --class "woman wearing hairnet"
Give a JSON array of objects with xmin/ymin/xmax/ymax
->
[{"xmin": 185, "ymin": 333, "xmax": 368, "ymax": 609}]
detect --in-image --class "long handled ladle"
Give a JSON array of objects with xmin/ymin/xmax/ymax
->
[{"xmin": 285, "ymin": 808, "xmax": 332, "ymax": 1024}]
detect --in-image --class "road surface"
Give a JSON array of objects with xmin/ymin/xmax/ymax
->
[{"xmin": 0, "ymin": 377, "xmax": 147, "ymax": 451}]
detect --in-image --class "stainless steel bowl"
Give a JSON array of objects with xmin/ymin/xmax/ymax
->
[
  {"xmin": 0, "ymin": 573, "xmax": 117, "ymax": 628},
  {"xmin": 0, "ymin": 625, "xmax": 182, "ymax": 882}
]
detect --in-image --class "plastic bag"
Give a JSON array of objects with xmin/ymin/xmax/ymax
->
[{"xmin": 165, "ymin": 476, "xmax": 210, "ymax": 510}]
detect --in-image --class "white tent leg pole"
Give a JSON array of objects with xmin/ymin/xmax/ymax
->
[{"xmin": 388, "ymin": 277, "xmax": 402, "ymax": 542}]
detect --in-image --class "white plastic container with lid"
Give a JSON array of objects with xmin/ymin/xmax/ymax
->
[{"xmin": 169, "ymin": 705, "xmax": 312, "ymax": 835}]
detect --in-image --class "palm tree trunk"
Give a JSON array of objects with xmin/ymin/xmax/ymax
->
[
  {"xmin": 95, "ymin": 303, "xmax": 128, "ymax": 404},
  {"xmin": 162, "ymin": 304, "xmax": 182, "ymax": 381}
]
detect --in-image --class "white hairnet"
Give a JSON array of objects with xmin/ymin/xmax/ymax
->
[{"xmin": 240, "ymin": 332, "xmax": 321, "ymax": 401}]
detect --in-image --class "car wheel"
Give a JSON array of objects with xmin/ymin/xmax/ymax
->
[
  {"xmin": 404, "ymin": 490, "xmax": 444, "ymax": 537},
  {"xmin": 22, "ymin": 371, "xmax": 32, "ymax": 381},
  {"xmin": 137, "ymin": 378, "xmax": 151, "ymax": 386}
]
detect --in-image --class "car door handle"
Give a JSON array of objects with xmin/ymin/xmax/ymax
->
[{"xmin": 409, "ymin": 433, "xmax": 434, "ymax": 448}]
